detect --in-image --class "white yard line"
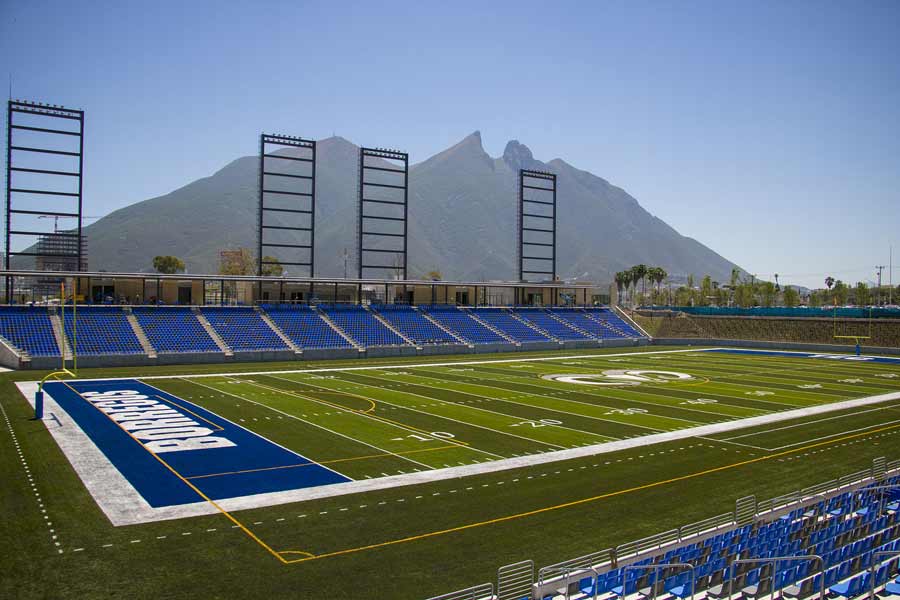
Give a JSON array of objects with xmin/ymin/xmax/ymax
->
[
  {"xmin": 54, "ymin": 347, "xmax": 712, "ymax": 383},
  {"xmin": 183, "ymin": 378, "xmax": 437, "ymax": 471},
  {"xmin": 238, "ymin": 377, "xmax": 511, "ymax": 457},
  {"xmin": 722, "ymin": 402, "xmax": 900, "ymax": 441},
  {"xmin": 265, "ymin": 374, "xmax": 587, "ymax": 449},
  {"xmin": 763, "ymin": 418, "xmax": 900, "ymax": 451},
  {"xmin": 695, "ymin": 436, "xmax": 770, "ymax": 451}
]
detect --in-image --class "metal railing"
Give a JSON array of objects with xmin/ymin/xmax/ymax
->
[
  {"xmin": 623, "ymin": 562, "xmax": 694, "ymax": 600},
  {"xmin": 424, "ymin": 582, "xmax": 493, "ymax": 600},
  {"xmin": 428, "ymin": 457, "xmax": 898, "ymax": 599},
  {"xmin": 726, "ymin": 555, "xmax": 824, "ymax": 600}
]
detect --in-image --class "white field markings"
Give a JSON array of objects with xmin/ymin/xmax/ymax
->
[
  {"xmin": 613, "ymin": 354, "xmax": 896, "ymax": 404},
  {"xmin": 322, "ymin": 367, "xmax": 673, "ymax": 434},
  {"xmin": 694, "ymin": 436, "xmax": 770, "ymax": 451},
  {"xmin": 397, "ymin": 368, "xmax": 710, "ymax": 433},
  {"xmin": 441, "ymin": 365, "xmax": 719, "ymax": 425},
  {"xmin": 267, "ymin": 371, "xmax": 614, "ymax": 449},
  {"xmin": 662, "ymin": 353, "xmax": 900, "ymax": 393},
  {"xmin": 680, "ymin": 351, "xmax": 900, "ymax": 380},
  {"xmin": 415, "ymin": 367, "xmax": 717, "ymax": 431},
  {"xmin": 0, "ymin": 399, "xmax": 65, "ymax": 554},
  {"xmin": 236, "ymin": 376, "xmax": 519, "ymax": 457},
  {"xmin": 181, "ymin": 377, "xmax": 438, "ymax": 471},
  {"xmin": 477, "ymin": 365, "xmax": 768, "ymax": 420},
  {"xmin": 155, "ymin": 387, "xmax": 900, "ymax": 513},
  {"xmin": 717, "ymin": 401, "xmax": 900, "ymax": 451},
  {"xmin": 590, "ymin": 349, "xmax": 900, "ymax": 389},
  {"xmin": 64, "ymin": 347, "xmax": 709, "ymax": 384},
  {"xmin": 23, "ymin": 381, "xmax": 900, "ymax": 526}
]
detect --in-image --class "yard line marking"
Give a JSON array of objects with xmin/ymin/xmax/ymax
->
[
  {"xmin": 183, "ymin": 378, "xmax": 436, "ymax": 471},
  {"xmin": 461, "ymin": 365, "xmax": 739, "ymax": 420},
  {"xmin": 695, "ymin": 436, "xmax": 768, "ymax": 451},
  {"xmin": 762, "ymin": 417, "xmax": 900, "ymax": 451},
  {"xmin": 235, "ymin": 378, "xmax": 480, "ymax": 465},
  {"xmin": 246, "ymin": 377, "xmax": 497, "ymax": 457},
  {"xmin": 722, "ymin": 402, "xmax": 900, "ymax": 441},
  {"xmin": 375, "ymin": 369, "xmax": 665, "ymax": 434},
  {"xmin": 276, "ymin": 373, "xmax": 592, "ymax": 450},
  {"xmin": 67, "ymin": 348, "xmax": 709, "ymax": 383},
  {"xmin": 280, "ymin": 419, "xmax": 900, "ymax": 564}
]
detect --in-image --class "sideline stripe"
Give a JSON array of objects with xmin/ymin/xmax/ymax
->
[{"xmin": 280, "ymin": 420, "xmax": 900, "ymax": 564}]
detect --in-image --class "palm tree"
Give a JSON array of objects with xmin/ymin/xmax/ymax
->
[
  {"xmin": 614, "ymin": 271, "xmax": 628, "ymax": 305},
  {"xmin": 652, "ymin": 267, "xmax": 667, "ymax": 295},
  {"xmin": 645, "ymin": 266, "xmax": 666, "ymax": 305},
  {"xmin": 631, "ymin": 264, "xmax": 648, "ymax": 306},
  {"xmin": 825, "ymin": 276, "xmax": 835, "ymax": 290},
  {"xmin": 620, "ymin": 270, "xmax": 633, "ymax": 306},
  {"xmin": 730, "ymin": 268, "xmax": 741, "ymax": 306}
]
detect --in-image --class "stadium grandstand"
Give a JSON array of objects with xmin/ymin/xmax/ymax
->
[
  {"xmin": 435, "ymin": 465, "xmax": 900, "ymax": 600},
  {"xmin": 0, "ymin": 270, "xmax": 640, "ymax": 369}
]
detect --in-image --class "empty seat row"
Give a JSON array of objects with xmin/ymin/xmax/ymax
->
[{"xmin": 133, "ymin": 307, "xmax": 219, "ymax": 353}]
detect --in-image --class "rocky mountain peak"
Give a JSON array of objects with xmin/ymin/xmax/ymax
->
[{"xmin": 502, "ymin": 140, "xmax": 540, "ymax": 171}]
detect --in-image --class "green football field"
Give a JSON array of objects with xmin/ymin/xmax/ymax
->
[{"xmin": 3, "ymin": 346, "xmax": 900, "ymax": 599}]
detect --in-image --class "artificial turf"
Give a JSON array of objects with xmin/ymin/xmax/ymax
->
[{"xmin": 2, "ymin": 346, "xmax": 900, "ymax": 599}]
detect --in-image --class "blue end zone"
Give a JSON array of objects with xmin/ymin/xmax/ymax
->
[
  {"xmin": 702, "ymin": 348, "xmax": 900, "ymax": 365},
  {"xmin": 44, "ymin": 379, "xmax": 351, "ymax": 508}
]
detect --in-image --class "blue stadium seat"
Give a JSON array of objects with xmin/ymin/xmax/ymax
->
[
  {"xmin": 418, "ymin": 305, "xmax": 509, "ymax": 344},
  {"xmin": 512, "ymin": 308, "xmax": 591, "ymax": 340},
  {"xmin": 319, "ymin": 304, "xmax": 408, "ymax": 347},
  {"xmin": 64, "ymin": 306, "xmax": 144, "ymax": 355},
  {"xmin": 261, "ymin": 304, "xmax": 352, "ymax": 349},
  {"xmin": 470, "ymin": 308, "xmax": 552, "ymax": 342},
  {"xmin": 201, "ymin": 307, "xmax": 288, "ymax": 352},
  {"xmin": 134, "ymin": 307, "xmax": 220, "ymax": 353},
  {"xmin": 0, "ymin": 306, "xmax": 60, "ymax": 356},
  {"xmin": 370, "ymin": 305, "xmax": 459, "ymax": 345}
]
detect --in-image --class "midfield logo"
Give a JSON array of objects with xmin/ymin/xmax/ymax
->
[{"xmin": 541, "ymin": 369, "xmax": 696, "ymax": 387}]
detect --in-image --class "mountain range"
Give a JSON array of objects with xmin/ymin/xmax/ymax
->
[{"xmin": 25, "ymin": 132, "xmax": 742, "ymax": 284}]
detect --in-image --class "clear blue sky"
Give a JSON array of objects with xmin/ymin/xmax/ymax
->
[{"xmin": 2, "ymin": 0, "xmax": 898, "ymax": 289}]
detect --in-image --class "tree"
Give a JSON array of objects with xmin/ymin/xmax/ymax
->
[
  {"xmin": 808, "ymin": 290, "xmax": 823, "ymax": 307},
  {"xmin": 729, "ymin": 268, "xmax": 741, "ymax": 306},
  {"xmin": 832, "ymin": 280, "xmax": 849, "ymax": 306},
  {"xmin": 759, "ymin": 281, "xmax": 776, "ymax": 307},
  {"xmin": 648, "ymin": 267, "xmax": 667, "ymax": 298},
  {"xmin": 782, "ymin": 286, "xmax": 800, "ymax": 307},
  {"xmin": 426, "ymin": 270, "xmax": 442, "ymax": 281},
  {"xmin": 633, "ymin": 264, "xmax": 648, "ymax": 302},
  {"xmin": 614, "ymin": 271, "xmax": 629, "ymax": 305},
  {"xmin": 218, "ymin": 248, "xmax": 255, "ymax": 275},
  {"xmin": 152, "ymin": 255, "xmax": 185, "ymax": 274},
  {"xmin": 260, "ymin": 256, "xmax": 283, "ymax": 276},
  {"xmin": 700, "ymin": 275, "xmax": 713, "ymax": 306},
  {"xmin": 735, "ymin": 282, "xmax": 756, "ymax": 307},
  {"xmin": 825, "ymin": 276, "xmax": 835, "ymax": 291},
  {"xmin": 715, "ymin": 287, "xmax": 729, "ymax": 307},
  {"xmin": 854, "ymin": 282, "xmax": 870, "ymax": 306}
]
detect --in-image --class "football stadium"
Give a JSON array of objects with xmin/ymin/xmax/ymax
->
[{"xmin": 3, "ymin": 4, "xmax": 900, "ymax": 600}]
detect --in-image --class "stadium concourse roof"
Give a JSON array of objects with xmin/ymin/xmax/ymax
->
[{"xmin": 0, "ymin": 269, "xmax": 604, "ymax": 289}]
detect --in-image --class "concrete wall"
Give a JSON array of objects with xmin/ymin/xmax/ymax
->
[{"xmin": 6, "ymin": 335, "xmax": 651, "ymax": 371}]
